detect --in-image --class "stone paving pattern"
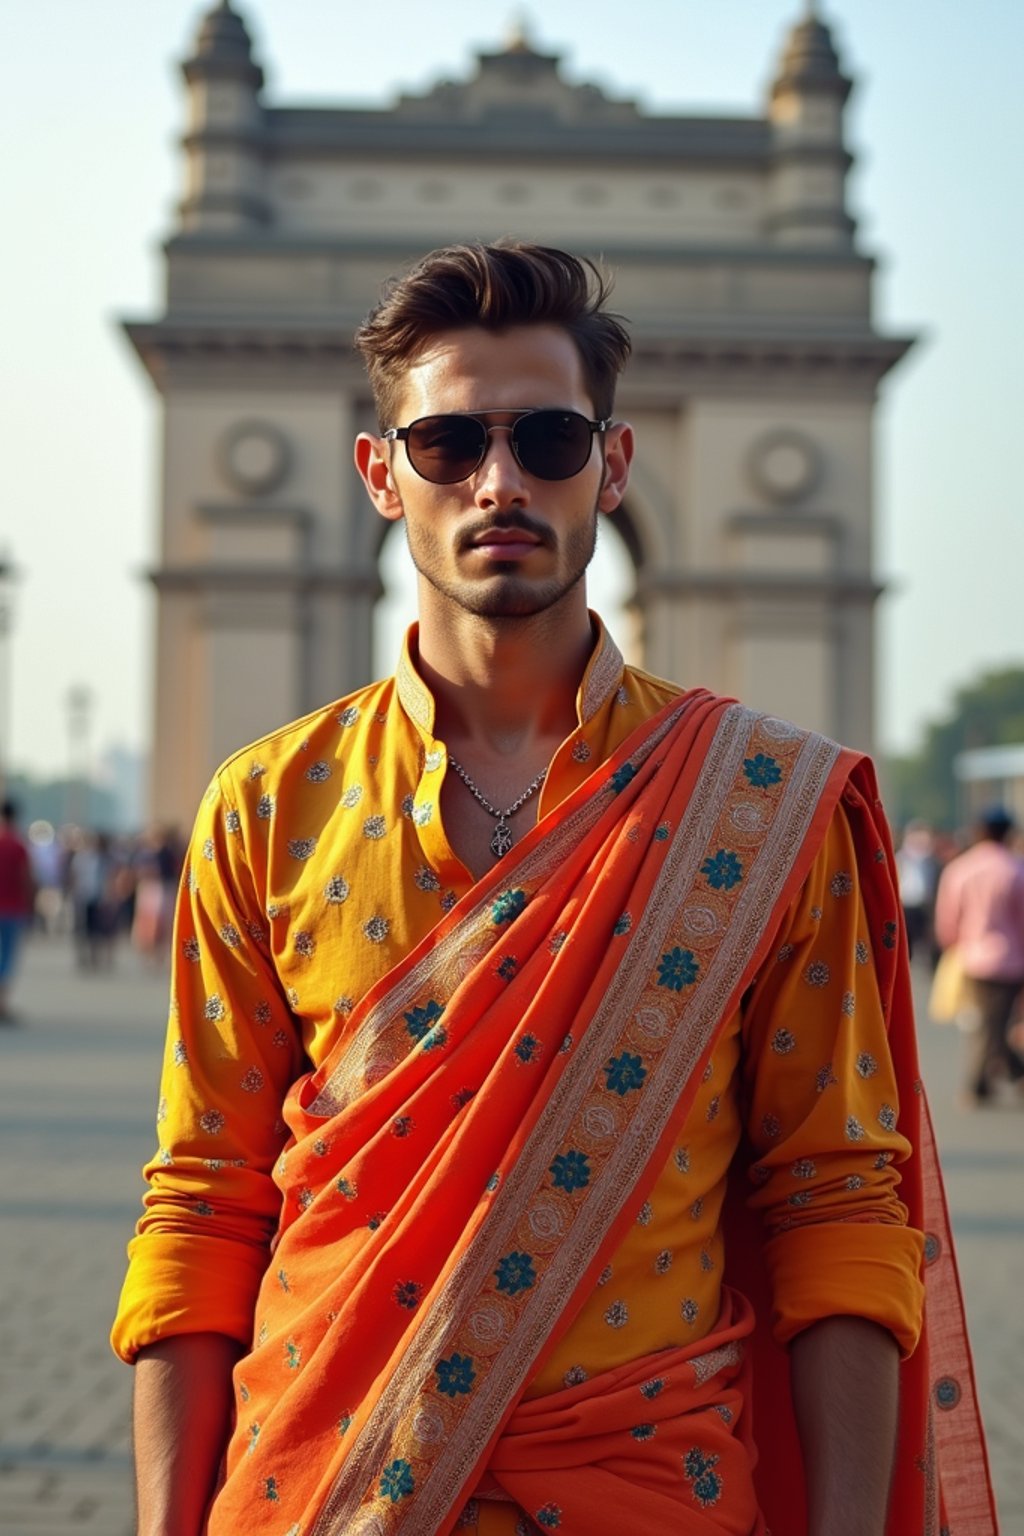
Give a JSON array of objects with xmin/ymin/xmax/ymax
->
[{"xmin": 1, "ymin": 938, "xmax": 1021, "ymax": 1532}]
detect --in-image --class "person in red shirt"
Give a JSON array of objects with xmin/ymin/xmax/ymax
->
[{"xmin": 0, "ymin": 798, "xmax": 34, "ymax": 1020}]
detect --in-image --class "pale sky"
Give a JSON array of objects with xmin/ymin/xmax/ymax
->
[{"xmin": 3, "ymin": 0, "xmax": 1023, "ymax": 784}]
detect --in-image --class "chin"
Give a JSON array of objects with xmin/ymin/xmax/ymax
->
[{"xmin": 442, "ymin": 570, "xmax": 588, "ymax": 621}]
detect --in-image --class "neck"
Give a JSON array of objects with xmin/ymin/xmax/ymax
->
[{"xmin": 415, "ymin": 586, "xmax": 593, "ymax": 759}]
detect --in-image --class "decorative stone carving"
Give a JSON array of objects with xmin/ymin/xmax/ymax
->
[
  {"xmin": 746, "ymin": 429, "xmax": 820, "ymax": 505},
  {"xmin": 216, "ymin": 420, "xmax": 291, "ymax": 496}
]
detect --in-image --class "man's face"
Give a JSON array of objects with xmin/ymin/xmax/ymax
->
[{"xmin": 356, "ymin": 325, "xmax": 632, "ymax": 623}]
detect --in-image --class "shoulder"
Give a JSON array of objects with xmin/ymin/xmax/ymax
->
[
  {"xmin": 620, "ymin": 663, "xmax": 688, "ymax": 709},
  {"xmin": 626, "ymin": 667, "xmax": 849, "ymax": 754},
  {"xmin": 209, "ymin": 674, "xmax": 397, "ymax": 808}
]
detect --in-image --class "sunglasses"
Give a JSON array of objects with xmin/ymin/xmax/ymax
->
[{"xmin": 382, "ymin": 409, "xmax": 610, "ymax": 485}]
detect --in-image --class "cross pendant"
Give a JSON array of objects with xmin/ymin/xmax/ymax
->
[{"xmin": 490, "ymin": 818, "xmax": 514, "ymax": 859}]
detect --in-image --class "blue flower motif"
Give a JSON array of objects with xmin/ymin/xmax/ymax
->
[
  {"xmin": 653, "ymin": 823, "xmax": 670, "ymax": 842},
  {"xmin": 657, "ymin": 947, "xmax": 699, "ymax": 991},
  {"xmin": 421, "ymin": 1026, "xmax": 448, "ymax": 1052},
  {"xmin": 515, "ymin": 1033, "xmax": 541, "ymax": 1063},
  {"xmin": 492, "ymin": 889, "xmax": 527, "ymax": 925},
  {"xmin": 496, "ymin": 954, "xmax": 519, "ymax": 981},
  {"xmin": 393, "ymin": 1280, "xmax": 423, "ymax": 1310},
  {"xmin": 435, "ymin": 1351, "xmax": 476, "ymax": 1398},
  {"xmin": 603, "ymin": 1051, "xmax": 648, "ymax": 1096},
  {"xmin": 495, "ymin": 1250, "xmax": 536, "ymax": 1296},
  {"xmin": 486, "ymin": 1171, "xmax": 501, "ymax": 1193},
  {"xmin": 536, "ymin": 1504, "xmax": 563, "ymax": 1529},
  {"xmin": 613, "ymin": 912, "xmax": 632, "ymax": 936},
  {"xmin": 631, "ymin": 1423, "xmax": 656, "ymax": 1441},
  {"xmin": 743, "ymin": 753, "xmax": 782, "ymax": 788},
  {"xmin": 609, "ymin": 763, "xmax": 637, "ymax": 795},
  {"xmin": 379, "ymin": 1458, "xmax": 415, "ymax": 1503},
  {"xmin": 683, "ymin": 1447, "xmax": 722, "ymax": 1506},
  {"xmin": 404, "ymin": 999, "xmax": 446, "ymax": 1041},
  {"xmin": 693, "ymin": 1469, "xmax": 723, "ymax": 1508},
  {"xmin": 549, "ymin": 1148, "xmax": 591, "ymax": 1193},
  {"xmin": 700, "ymin": 849, "xmax": 744, "ymax": 891},
  {"xmin": 684, "ymin": 1448, "xmax": 716, "ymax": 1480},
  {"xmin": 264, "ymin": 1477, "xmax": 279, "ymax": 1501}
]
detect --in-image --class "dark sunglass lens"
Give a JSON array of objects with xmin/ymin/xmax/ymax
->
[
  {"xmin": 406, "ymin": 416, "xmax": 486, "ymax": 483},
  {"xmin": 514, "ymin": 411, "xmax": 592, "ymax": 480}
]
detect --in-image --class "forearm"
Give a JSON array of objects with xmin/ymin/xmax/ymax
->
[
  {"xmin": 133, "ymin": 1332, "xmax": 243, "ymax": 1536},
  {"xmin": 790, "ymin": 1315, "xmax": 900, "ymax": 1536}
]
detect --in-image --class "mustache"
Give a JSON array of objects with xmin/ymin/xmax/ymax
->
[{"xmin": 457, "ymin": 513, "xmax": 556, "ymax": 552}]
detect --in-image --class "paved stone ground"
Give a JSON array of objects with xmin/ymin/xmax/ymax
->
[{"xmin": 1, "ymin": 937, "xmax": 1020, "ymax": 1533}]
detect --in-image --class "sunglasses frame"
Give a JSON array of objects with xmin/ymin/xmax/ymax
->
[{"xmin": 382, "ymin": 409, "xmax": 611, "ymax": 485}]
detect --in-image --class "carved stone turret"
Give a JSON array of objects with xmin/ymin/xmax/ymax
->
[
  {"xmin": 766, "ymin": 5, "xmax": 855, "ymax": 247},
  {"xmin": 179, "ymin": 0, "xmax": 269, "ymax": 232}
]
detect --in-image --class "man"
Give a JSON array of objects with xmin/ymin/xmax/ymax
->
[
  {"xmin": 935, "ymin": 804, "xmax": 1024, "ymax": 1104},
  {"xmin": 894, "ymin": 819, "xmax": 939, "ymax": 962},
  {"xmin": 113, "ymin": 243, "xmax": 993, "ymax": 1536},
  {"xmin": 0, "ymin": 798, "xmax": 33, "ymax": 1019}
]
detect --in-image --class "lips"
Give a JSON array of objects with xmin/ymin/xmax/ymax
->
[
  {"xmin": 470, "ymin": 527, "xmax": 543, "ymax": 549},
  {"xmin": 464, "ymin": 524, "xmax": 547, "ymax": 561}
]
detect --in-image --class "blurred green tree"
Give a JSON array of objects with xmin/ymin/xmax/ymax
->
[{"xmin": 885, "ymin": 666, "xmax": 1024, "ymax": 830}]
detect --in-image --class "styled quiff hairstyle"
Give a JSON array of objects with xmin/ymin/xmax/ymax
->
[{"xmin": 354, "ymin": 240, "xmax": 632, "ymax": 430}]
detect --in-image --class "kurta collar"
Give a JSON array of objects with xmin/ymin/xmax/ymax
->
[{"xmin": 395, "ymin": 615, "xmax": 625, "ymax": 740}]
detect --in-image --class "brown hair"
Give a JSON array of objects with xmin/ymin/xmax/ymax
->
[{"xmin": 354, "ymin": 240, "xmax": 632, "ymax": 429}]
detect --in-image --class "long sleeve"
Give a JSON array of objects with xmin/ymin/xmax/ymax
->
[
  {"xmin": 111, "ymin": 771, "xmax": 304, "ymax": 1362},
  {"xmin": 740, "ymin": 801, "xmax": 925, "ymax": 1357}
]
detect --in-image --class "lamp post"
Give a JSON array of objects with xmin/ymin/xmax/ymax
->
[{"xmin": 66, "ymin": 683, "xmax": 94, "ymax": 828}]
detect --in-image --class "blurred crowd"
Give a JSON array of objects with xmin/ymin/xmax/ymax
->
[
  {"xmin": 895, "ymin": 809, "xmax": 1024, "ymax": 1108},
  {"xmin": 13, "ymin": 809, "xmax": 186, "ymax": 976}
]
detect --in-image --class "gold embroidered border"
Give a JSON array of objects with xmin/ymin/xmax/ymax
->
[
  {"xmin": 396, "ymin": 645, "xmax": 433, "ymax": 733},
  {"xmin": 578, "ymin": 628, "xmax": 624, "ymax": 724}
]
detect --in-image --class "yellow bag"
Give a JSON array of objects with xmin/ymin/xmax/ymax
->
[{"xmin": 929, "ymin": 947, "xmax": 966, "ymax": 1025}]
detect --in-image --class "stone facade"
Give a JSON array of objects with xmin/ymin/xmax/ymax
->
[{"xmin": 126, "ymin": 0, "xmax": 913, "ymax": 828}]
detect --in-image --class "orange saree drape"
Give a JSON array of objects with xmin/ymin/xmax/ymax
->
[{"xmin": 205, "ymin": 692, "xmax": 996, "ymax": 1536}]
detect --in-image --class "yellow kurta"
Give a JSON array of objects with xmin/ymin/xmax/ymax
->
[{"xmin": 113, "ymin": 620, "xmax": 924, "ymax": 1527}]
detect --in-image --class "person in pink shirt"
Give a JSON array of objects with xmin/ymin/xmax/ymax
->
[{"xmin": 935, "ymin": 804, "xmax": 1024, "ymax": 1103}]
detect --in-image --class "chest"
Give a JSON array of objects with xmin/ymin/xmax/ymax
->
[{"xmin": 439, "ymin": 773, "xmax": 543, "ymax": 882}]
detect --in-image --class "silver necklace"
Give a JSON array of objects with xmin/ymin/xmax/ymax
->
[{"xmin": 446, "ymin": 754, "xmax": 547, "ymax": 858}]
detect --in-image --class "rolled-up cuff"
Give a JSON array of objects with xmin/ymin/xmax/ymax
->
[
  {"xmin": 110, "ymin": 1232, "xmax": 269, "ymax": 1363},
  {"xmin": 764, "ymin": 1221, "xmax": 925, "ymax": 1359}
]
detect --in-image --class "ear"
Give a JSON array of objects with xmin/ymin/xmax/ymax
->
[
  {"xmin": 597, "ymin": 421, "xmax": 635, "ymax": 514},
  {"xmin": 355, "ymin": 432, "xmax": 405, "ymax": 523}
]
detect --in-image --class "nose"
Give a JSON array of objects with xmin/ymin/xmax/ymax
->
[{"xmin": 473, "ymin": 424, "xmax": 530, "ymax": 506}]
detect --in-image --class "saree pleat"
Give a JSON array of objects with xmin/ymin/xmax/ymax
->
[{"xmin": 480, "ymin": 1288, "xmax": 761, "ymax": 1535}]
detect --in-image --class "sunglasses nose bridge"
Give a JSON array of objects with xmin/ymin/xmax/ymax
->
[{"xmin": 473, "ymin": 421, "xmax": 528, "ymax": 483}]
